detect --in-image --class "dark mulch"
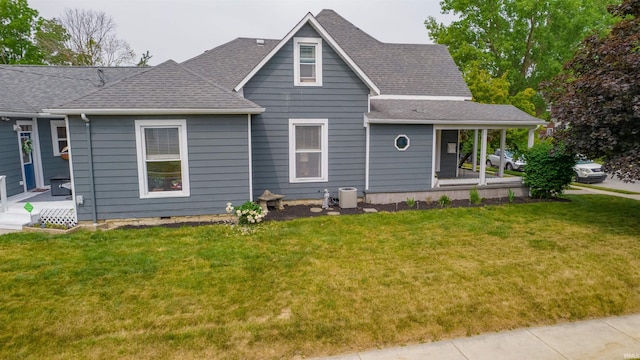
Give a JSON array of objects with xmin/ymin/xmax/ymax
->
[{"xmin": 119, "ymin": 197, "xmax": 568, "ymax": 229}]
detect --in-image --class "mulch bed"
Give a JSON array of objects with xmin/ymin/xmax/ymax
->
[
  {"xmin": 119, "ymin": 197, "xmax": 568, "ymax": 229},
  {"xmin": 264, "ymin": 197, "xmax": 568, "ymax": 222}
]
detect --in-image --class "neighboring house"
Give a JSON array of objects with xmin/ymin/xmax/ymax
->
[{"xmin": 0, "ymin": 10, "xmax": 544, "ymax": 225}]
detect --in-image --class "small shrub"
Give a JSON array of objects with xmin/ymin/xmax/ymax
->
[
  {"xmin": 226, "ymin": 201, "xmax": 266, "ymax": 225},
  {"xmin": 406, "ymin": 197, "xmax": 416, "ymax": 208},
  {"xmin": 469, "ymin": 187, "xmax": 482, "ymax": 204},
  {"xmin": 438, "ymin": 195, "xmax": 451, "ymax": 207},
  {"xmin": 507, "ymin": 189, "xmax": 516, "ymax": 203},
  {"xmin": 524, "ymin": 142, "xmax": 575, "ymax": 198}
]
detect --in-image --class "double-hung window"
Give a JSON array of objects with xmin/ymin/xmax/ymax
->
[
  {"xmin": 135, "ymin": 120, "xmax": 190, "ymax": 198},
  {"xmin": 293, "ymin": 37, "xmax": 322, "ymax": 86},
  {"xmin": 289, "ymin": 119, "xmax": 328, "ymax": 183},
  {"xmin": 50, "ymin": 120, "xmax": 68, "ymax": 156}
]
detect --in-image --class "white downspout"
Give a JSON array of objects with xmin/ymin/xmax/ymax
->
[
  {"xmin": 247, "ymin": 114, "xmax": 253, "ymax": 201},
  {"xmin": 81, "ymin": 113, "xmax": 98, "ymax": 226},
  {"xmin": 364, "ymin": 117, "xmax": 370, "ymax": 191},
  {"xmin": 472, "ymin": 129, "xmax": 478, "ymax": 172}
]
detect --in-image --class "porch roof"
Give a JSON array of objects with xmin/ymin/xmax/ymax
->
[{"xmin": 366, "ymin": 99, "xmax": 545, "ymax": 127}]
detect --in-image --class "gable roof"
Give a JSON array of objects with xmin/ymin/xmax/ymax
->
[
  {"xmin": 315, "ymin": 10, "xmax": 471, "ymax": 98},
  {"xmin": 182, "ymin": 38, "xmax": 279, "ymax": 91},
  {"xmin": 0, "ymin": 65, "xmax": 144, "ymax": 114},
  {"xmin": 367, "ymin": 99, "xmax": 544, "ymax": 127},
  {"xmin": 47, "ymin": 60, "xmax": 264, "ymax": 115},
  {"xmin": 231, "ymin": 12, "xmax": 380, "ymax": 94}
]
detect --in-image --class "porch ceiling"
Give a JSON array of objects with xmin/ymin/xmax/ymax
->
[{"xmin": 366, "ymin": 99, "xmax": 545, "ymax": 127}]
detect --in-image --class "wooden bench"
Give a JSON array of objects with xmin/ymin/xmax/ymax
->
[{"xmin": 257, "ymin": 190, "xmax": 285, "ymax": 211}]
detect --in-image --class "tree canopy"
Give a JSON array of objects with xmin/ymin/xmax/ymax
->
[
  {"xmin": 547, "ymin": 0, "xmax": 640, "ymax": 181},
  {"xmin": 0, "ymin": 0, "xmax": 42, "ymax": 64},
  {"xmin": 425, "ymin": 0, "xmax": 618, "ymax": 106},
  {"xmin": 58, "ymin": 8, "xmax": 135, "ymax": 66}
]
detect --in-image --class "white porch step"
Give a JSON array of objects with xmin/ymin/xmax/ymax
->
[{"xmin": 0, "ymin": 211, "xmax": 33, "ymax": 230}]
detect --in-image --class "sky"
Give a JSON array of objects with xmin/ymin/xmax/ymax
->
[{"xmin": 28, "ymin": 0, "xmax": 456, "ymax": 66}]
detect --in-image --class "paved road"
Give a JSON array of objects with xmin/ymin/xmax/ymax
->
[{"xmin": 598, "ymin": 176, "xmax": 640, "ymax": 193}]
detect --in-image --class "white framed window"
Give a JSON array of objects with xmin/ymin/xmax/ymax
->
[
  {"xmin": 293, "ymin": 37, "xmax": 322, "ymax": 86},
  {"xmin": 289, "ymin": 119, "xmax": 328, "ymax": 183},
  {"xmin": 135, "ymin": 120, "xmax": 190, "ymax": 199},
  {"xmin": 50, "ymin": 120, "xmax": 67, "ymax": 156}
]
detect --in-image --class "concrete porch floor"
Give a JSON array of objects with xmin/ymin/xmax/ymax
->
[{"xmin": 0, "ymin": 189, "xmax": 74, "ymax": 231}]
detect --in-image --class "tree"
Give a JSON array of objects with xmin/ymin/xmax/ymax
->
[
  {"xmin": 425, "ymin": 0, "xmax": 618, "ymax": 108},
  {"xmin": 34, "ymin": 18, "xmax": 74, "ymax": 65},
  {"xmin": 137, "ymin": 50, "xmax": 152, "ymax": 67},
  {"xmin": 58, "ymin": 8, "xmax": 134, "ymax": 66},
  {"xmin": 547, "ymin": 0, "xmax": 640, "ymax": 181},
  {"xmin": 0, "ymin": 0, "xmax": 42, "ymax": 64}
]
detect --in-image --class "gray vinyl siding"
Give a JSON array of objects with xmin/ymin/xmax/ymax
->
[
  {"xmin": 37, "ymin": 118, "xmax": 70, "ymax": 184},
  {"xmin": 245, "ymin": 24, "xmax": 370, "ymax": 201},
  {"xmin": 68, "ymin": 114, "xmax": 250, "ymax": 221},
  {"xmin": 369, "ymin": 124, "xmax": 433, "ymax": 192},
  {"xmin": 437, "ymin": 130, "xmax": 459, "ymax": 178},
  {"xmin": 0, "ymin": 119, "xmax": 24, "ymax": 197}
]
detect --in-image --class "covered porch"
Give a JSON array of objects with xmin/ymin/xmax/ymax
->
[
  {"xmin": 434, "ymin": 126, "xmax": 536, "ymax": 188},
  {"xmin": 363, "ymin": 99, "xmax": 545, "ymax": 204}
]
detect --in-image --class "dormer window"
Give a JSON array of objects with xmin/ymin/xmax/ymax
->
[{"xmin": 294, "ymin": 37, "xmax": 322, "ymax": 86}]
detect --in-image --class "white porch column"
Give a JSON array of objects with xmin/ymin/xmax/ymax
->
[
  {"xmin": 479, "ymin": 129, "xmax": 488, "ymax": 186},
  {"xmin": 472, "ymin": 129, "xmax": 478, "ymax": 172},
  {"xmin": 499, "ymin": 129, "xmax": 506, "ymax": 177},
  {"xmin": 528, "ymin": 128, "xmax": 535, "ymax": 148}
]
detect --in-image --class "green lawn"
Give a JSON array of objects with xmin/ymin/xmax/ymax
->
[{"xmin": 1, "ymin": 195, "xmax": 639, "ymax": 359}]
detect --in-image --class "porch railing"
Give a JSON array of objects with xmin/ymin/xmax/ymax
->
[
  {"xmin": 436, "ymin": 176, "xmax": 523, "ymax": 188},
  {"xmin": 0, "ymin": 175, "xmax": 7, "ymax": 213}
]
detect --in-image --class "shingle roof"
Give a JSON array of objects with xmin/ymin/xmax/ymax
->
[
  {"xmin": 182, "ymin": 38, "xmax": 279, "ymax": 91},
  {"xmin": 315, "ymin": 10, "xmax": 471, "ymax": 97},
  {"xmin": 51, "ymin": 60, "xmax": 262, "ymax": 113},
  {"xmin": 181, "ymin": 10, "xmax": 472, "ymax": 98},
  {"xmin": 367, "ymin": 99, "xmax": 544, "ymax": 125},
  {"xmin": 0, "ymin": 65, "xmax": 144, "ymax": 113}
]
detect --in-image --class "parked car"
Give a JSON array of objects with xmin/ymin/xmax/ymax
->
[
  {"xmin": 486, "ymin": 149, "xmax": 526, "ymax": 171},
  {"xmin": 574, "ymin": 158, "xmax": 607, "ymax": 183}
]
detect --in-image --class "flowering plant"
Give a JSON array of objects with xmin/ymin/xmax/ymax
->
[{"xmin": 225, "ymin": 201, "xmax": 266, "ymax": 225}]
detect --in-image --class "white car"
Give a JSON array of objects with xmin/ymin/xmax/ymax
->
[
  {"xmin": 486, "ymin": 149, "xmax": 526, "ymax": 171},
  {"xmin": 574, "ymin": 159, "xmax": 607, "ymax": 183}
]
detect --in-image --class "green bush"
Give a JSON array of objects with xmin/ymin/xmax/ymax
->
[
  {"xmin": 438, "ymin": 195, "xmax": 451, "ymax": 207},
  {"xmin": 469, "ymin": 187, "xmax": 482, "ymax": 204},
  {"xmin": 524, "ymin": 142, "xmax": 575, "ymax": 198}
]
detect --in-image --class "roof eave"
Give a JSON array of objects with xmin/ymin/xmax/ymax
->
[
  {"xmin": 43, "ymin": 108, "xmax": 266, "ymax": 116},
  {"xmin": 366, "ymin": 117, "xmax": 545, "ymax": 128},
  {"xmin": 233, "ymin": 13, "xmax": 380, "ymax": 95}
]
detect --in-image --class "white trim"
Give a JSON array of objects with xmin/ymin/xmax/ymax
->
[
  {"xmin": 50, "ymin": 120, "xmax": 67, "ymax": 156},
  {"xmin": 394, "ymin": 134, "xmax": 410, "ymax": 151},
  {"xmin": 44, "ymin": 108, "xmax": 265, "ymax": 116},
  {"xmin": 367, "ymin": 118, "xmax": 544, "ymax": 127},
  {"xmin": 431, "ymin": 127, "xmax": 437, "ymax": 188},
  {"xmin": 294, "ymin": 37, "xmax": 323, "ymax": 86},
  {"xmin": 288, "ymin": 118, "xmax": 329, "ymax": 183},
  {"xmin": 233, "ymin": 13, "xmax": 380, "ymax": 95},
  {"xmin": 247, "ymin": 114, "xmax": 253, "ymax": 201},
  {"xmin": 30, "ymin": 117, "xmax": 44, "ymax": 188},
  {"xmin": 371, "ymin": 95, "xmax": 472, "ymax": 101},
  {"xmin": 65, "ymin": 116, "xmax": 79, "ymax": 224},
  {"xmin": 135, "ymin": 119, "xmax": 190, "ymax": 199}
]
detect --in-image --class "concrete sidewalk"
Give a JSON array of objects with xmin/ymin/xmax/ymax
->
[{"xmin": 312, "ymin": 314, "xmax": 640, "ymax": 360}]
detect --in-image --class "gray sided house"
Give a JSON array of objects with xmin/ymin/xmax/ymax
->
[{"xmin": 1, "ymin": 9, "xmax": 544, "ymax": 226}]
